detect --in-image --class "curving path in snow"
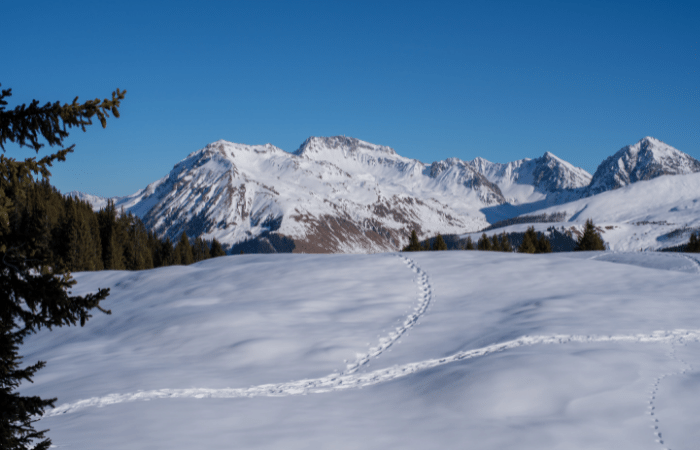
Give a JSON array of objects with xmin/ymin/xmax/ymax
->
[
  {"xmin": 43, "ymin": 249, "xmax": 700, "ymax": 450},
  {"xmin": 679, "ymin": 253, "xmax": 700, "ymax": 273},
  {"xmin": 45, "ymin": 253, "xmax": 433, "ymax": 416},
  {"xmin": 342, "ymin": 255, "xmax": 432, "ymax": 375},
  {"xmin": 645, "ymin": 252, "xmax": 700, "ymax": 449},
  {"xmin": 646, "ymin": 340, "xmax": 695, "ymax": 449},
  {"xmin": 46, "ymin": 329, "xmax": 700, "ymax": 417}
]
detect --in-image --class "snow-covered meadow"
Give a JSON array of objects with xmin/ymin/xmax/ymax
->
[{"xmin": 21, "ymin": 251, "xmax": 700, "ymax": 449}]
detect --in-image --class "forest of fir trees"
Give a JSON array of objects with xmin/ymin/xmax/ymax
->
[
  {"xmin": 13, "ymin": 178, "xmax": 226, "ymax": 273},
  {"xmin": 403, "ymin": 222, "xmax": 611, "ymax": 254}
]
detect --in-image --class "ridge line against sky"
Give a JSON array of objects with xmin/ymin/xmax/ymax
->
[{"xmin": 2, "ymin": 0, "xmax": 698, "ymax": 198}]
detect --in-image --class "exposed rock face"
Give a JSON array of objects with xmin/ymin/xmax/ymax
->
[
  {"xmin": 71, "ymin": 135, "xmax": 698, "ymax": 254},
  {"xmin": 587, "ymin": 137, "xmax": 700, "ymax": 194},
  {"xmin": 108, "ymin": 136, "xmax": 496, "ymax": 253},
  {"xmin": 468, "ymin": 152, "xmax": 592, "ymax": 205}
]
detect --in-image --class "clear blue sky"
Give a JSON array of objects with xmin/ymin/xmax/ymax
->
[{"xmin": 2, "ymin": 0, "xmax": 698, "ymax": 197}]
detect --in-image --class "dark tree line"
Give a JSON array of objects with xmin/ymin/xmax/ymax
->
[
  {"xmin": 687, "ymin": 232, "xmax": 700, "ymax": 252},
  {"xmin": 403, "ymin": 230, "xmax": 448, "ymax": 251},
  {"xmin": 1, "ymin": 84, "xmax": 228, "ymax": 450},
  {"xmin": 10, "ymin": 181, "xmax": 226, "ymax": 273},
  {"xmin": 516, "ymin": 227, "xmax": 552, "ymax": 253},
  {"xmin": 477, "ymin": 232, "xmax": 514, "ymax": 252},
  {"xmin": 2, "ymin": 84, "xmax": 122, "ymax": 450},
  {"xmin": 403, "ymin": 219, "xmax": 607, "ymax": 254},
  {"xmin": 663, "ymin": 231, "xmax": 700, "ymax": 253}
]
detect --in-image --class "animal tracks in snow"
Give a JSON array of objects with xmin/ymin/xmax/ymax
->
[
  {"xmin": 43, "ymin": 250, "xmax": 700, "ymax": 449},
  {"xmin": 45, "ymin": 253, "xmax": 435, "ymax": 416},
  {"xmin": 342, "ymin": 255, "xmax": 432, "ymax": 375},
  {"xmin": 45, "ymin": 329, "xmax": 700, "ymax": 417},
  {"xmin": 679, "ymin": 253, "xmax": 700, "ymax": 274},
  {"xmin": 647, "ymin": 253, "xmax": 700, "ymax": 449},
  {"xmin": 646, "ymin": 338, "xmax": 695, "ymax": 449}
]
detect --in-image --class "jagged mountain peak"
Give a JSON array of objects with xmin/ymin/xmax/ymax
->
[
  {"xmin": 541, "ymin": 151, "xmax": 563, "ymax": 162},
  {"xmin": 537, "ymin": 151, "xmax": 579, "ymax": 170},
  {"xmin": 199, "ymin": 140, "xmax": 284, "ymax": 158},
  {"xmin": 471, "ymin": 156, "xmax": 495, "ymax": 165},
  {"xmin": 588, "ymin": 137, "xmax": 700, "ymax": 194},
  {"xmin": 71, "ymin": 135, "xmax": 697, "ymax": 255},
  {"xmin": 101, "ymin": 136, "xmax": 498, "ymax": 253},
  {"xmin": 293, "ymin": 136, "xmax": 398, "ymax": 159},
  {"xmin": 530, "ymin": 151, "xmax": 592, "ymax": 191},
  {"xmin": 640, "ymin": 135, "xmax": 661, "ymax": 143},
  {"xmin": 467, "ymin": 151, "xmax": 591, "ymax": 207}
]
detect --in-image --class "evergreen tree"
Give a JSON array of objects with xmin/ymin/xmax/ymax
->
[
  {"xmin": 518, "ymin": 226, "xmax": 538, "ymax": 253},
  {"xmin": 146, "ymin": 230, "xmax": 163, "ymax": 267},
  {"xmin": 192, "ymin": 236, "xmax": 211, "ymax": 262},
  {"xmin": 84, "ymin": 202, "xmax": 104, "ymax": 271},
  {"xmin": 152, "ymin": 236, "xmax": 171, "ymax": 267},
  {"xmin": 490, "ymin": 234, "xmax": 502, "ymax": 251},
  {"xmin": 536, "ymin": 233, "xmax": 552, "ymax": 253},
  {"xmin": 477, "ymin": 233, "xmax": 492, "ymax": 251},
  {"xmin": 575, "ymin": 219, "xmax": 606, "ymax": 251},
  {"xmin": 167, "ymin": 238, "xmax": 181, "ymax": 265},
  {"xmin": 14, "ymin": 187, "xmax": 58, "ymax": 273},
  {"xmin": 499, "ymin": 232, "xmax": 513, "ymax": 252},
  {"xmin": 123, "ymin": 214, "xmax": 153, "ymax": 270},
  {"xmin": 686, "ymin": 232, "xmax": 700, "ymax": 253},
  {"xmin": 433, "ymin": 233, "xmax": 448, "ymax": 251},
  {"xmin": 463, "ymin": 236, "xmax": 474, "ymax": 250},
  {"xmin": 403, "ymin": 229, "xmax": 422, "ymax": 252},
  {"xmin": 61, "ymin": 199, "xmax": 88, "ymax": 270},
  {"xmin": 209, "ymin": 238, "xmax": 227, "ymax": 258},
  {"xmin": 175, "ymin": 232, "xmax": 194, "ymax": 265},
  {"xmin": 0, "ymin": 84, "xmax": 122, "ymax": 449},
  {"xmin": 97, "ymin": 200, "xmax": 125, "ymax": 270}
]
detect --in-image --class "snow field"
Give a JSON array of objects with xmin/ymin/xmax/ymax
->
[{"xmin": 21, "ymin": 251, "xmax": 700, "ymax": 449}]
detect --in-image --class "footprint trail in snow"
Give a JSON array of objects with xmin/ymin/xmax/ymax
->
[
  {"xmin": 647, "ymin": 252, "xmax": 700, "ymax": 449},
  {"xmin": 45, "ymin": 329, "xmax": 700, "ymax": 417},
  {"xmin": 43, "ymin": 252, "xmax": 700, "ymax": 437},
  {"xmin": 342, "ymin": 255, "xmax": 431, "ymax": 375},
  {"xmin": 45, "ymin": 253, "xmax": 434, "ymax": 416},
  {"xmin": 647, "ymin": 331, "xmax": 696, "ymax": 449}
]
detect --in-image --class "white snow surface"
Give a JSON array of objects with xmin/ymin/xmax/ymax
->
[
  {"xmin": 21, "ymin": 251, "xmax": 700, "ymax": 449},
  {"xmin": 494, "ymin": 172, "xmax": 700, "ymax": 251}
]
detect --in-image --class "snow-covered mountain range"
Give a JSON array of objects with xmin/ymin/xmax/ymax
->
[
  {"xmin": 588, "ymin": 137, "xmax": 700, "ymax": 194},
  {"xmin": 69, "ymin": 136, "xmax": 700, "ymax": 253},
  {"xmin": 468, "ymin": 151, "xmax": 592, "ymax": 204}
]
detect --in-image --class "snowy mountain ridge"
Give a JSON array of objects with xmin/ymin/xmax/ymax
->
[
  {"xmin": 588, "ymin": 136, "xmax": 700, "ymax": 194},
  {"xmin": 106, "ymin": 136, "xmax": 502, "ymax": 253},
  {"xmin": 71, "ymin": 136, "xmax": 699, "ymax": 253},
  {"xmin": 468, "ymin": 151, "xmax": 592, "ymax": 205}
]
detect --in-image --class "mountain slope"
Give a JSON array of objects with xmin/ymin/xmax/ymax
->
[
  {"xmin": 111, "ymin": 136, "xmax": 498, "ymax": 252},
  {"xmin": 588, "ymin": 136, "xmax": 700, "ymax": 194},
  {"xmin": 71, "ymin": 135, "xmax": 699, "ymax": 253},
  {"xmin": 490, "ymin": 172, "xmax": 700, "ymax": 251},
  {"xmin": 468, "ymin": 151, "xmax": 592, "ymax": 205}
]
